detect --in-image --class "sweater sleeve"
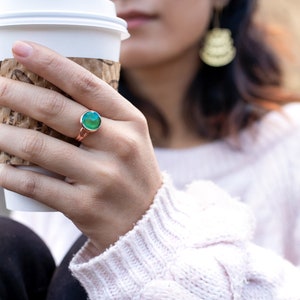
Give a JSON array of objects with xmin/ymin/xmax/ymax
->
[{"xmin": 69, "ymin": 175, "xmax": 300, "ymax": 299}]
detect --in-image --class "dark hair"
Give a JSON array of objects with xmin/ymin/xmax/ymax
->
[{"xmin": 118, "ymin": 0, "xmax": 295, "ymax": 144}]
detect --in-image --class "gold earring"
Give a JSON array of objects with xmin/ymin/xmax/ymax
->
[{"xmin": 200, "ymin": 9, "xmax": 236, "ymax": 67}]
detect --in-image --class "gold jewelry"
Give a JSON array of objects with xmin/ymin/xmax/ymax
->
[
  {"xmin": 76, "ymin": 110, "xmax": 102, "ymax": 142},
  {"xmin": 200, "ymin": 9, "xmax": 236, "ymax": 67}
]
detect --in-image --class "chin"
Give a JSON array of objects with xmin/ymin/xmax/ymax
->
[
  {"xmin": 120, "ymin": 51, "xmax": 156, "ymax": 69},
  {"xmin": 120, "ymin": 58, "xmax": 152, "ymax": 69}
]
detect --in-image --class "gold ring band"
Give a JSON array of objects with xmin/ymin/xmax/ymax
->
[{"xmin": 75, "ymin": 110, "xmax": 102, "ymax": 142}]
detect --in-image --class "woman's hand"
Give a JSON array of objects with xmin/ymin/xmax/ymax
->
[{"xmin": 0, "ymin": 41, "xmax": 162, "ymax": 251}]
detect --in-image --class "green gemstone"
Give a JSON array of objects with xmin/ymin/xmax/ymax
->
[{"xmin": 81, "ymin": 111, "xmax": 101, "ymax": 131}]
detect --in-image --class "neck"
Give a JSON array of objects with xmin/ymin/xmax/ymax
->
[{"xmin": 123, "ymin": 49, "xmax": 205, "ymax": 148}]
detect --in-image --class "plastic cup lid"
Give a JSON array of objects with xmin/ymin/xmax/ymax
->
[{"xmin": 0, "ymin": 0, "xmax": 129, "ymax": 39}]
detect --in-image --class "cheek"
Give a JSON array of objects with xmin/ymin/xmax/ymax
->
[
  {"xmin": 120, "ymin": 1, "xmax": 212, "ymax": 68},
  {"xmin": 120, "ymin": 28, "xmax": 207, "ymax": 69},
  {"xmin": 162, "ymin": 0, "xmax": 212, "ymax": 45}
]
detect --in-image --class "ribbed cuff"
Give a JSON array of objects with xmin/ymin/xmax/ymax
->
[
  {"xmin": 69, "ymin": 175, "xmax": 254, "ymax": 299},
  {"xmin": 69, "ymin": 174, "xmax": 188, "ymax": 299}
]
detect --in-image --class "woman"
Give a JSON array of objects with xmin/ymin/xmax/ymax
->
[{"xmin": 1, "ymin": 0, "xmax": 300, "ymax": 298}]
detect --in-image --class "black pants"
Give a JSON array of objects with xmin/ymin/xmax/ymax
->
[{"xmin": 0, "ymin": 216, "xmax": 87, "ymax": 300}]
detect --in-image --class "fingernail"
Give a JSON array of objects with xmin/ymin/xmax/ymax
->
[{"xmin": 12, "ymin": 41, "xmax": 33, "ymax": 57}]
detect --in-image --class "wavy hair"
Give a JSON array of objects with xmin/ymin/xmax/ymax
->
[{"xmin": 118, "ymin": 0, "xmax": 296, "ymax": 143}]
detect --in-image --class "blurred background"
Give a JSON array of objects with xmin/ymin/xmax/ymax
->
[
  {"xmin": 257, "ymin": 0, "xmax": 300, "ymax": 91},
  {"xmin": 0, "ymin": 0, "xmax": 300, "ymax": 216}
]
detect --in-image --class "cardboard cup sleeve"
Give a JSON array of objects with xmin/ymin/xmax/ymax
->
[{"xmin": 0, "ymin": 57, "xmax": 120, "ymax": 165}]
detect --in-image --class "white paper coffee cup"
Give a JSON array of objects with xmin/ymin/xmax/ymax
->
[
  {"xmin": 4, "ymin": 166, "xmax": 62, "ymax": 212},
  {"xmin": 0, "ymin": 0, "xmax": 129, "ymax": 60},
  {"xmin": 0, "ymin": 0, "xmax": 129, "ymax": 211}
]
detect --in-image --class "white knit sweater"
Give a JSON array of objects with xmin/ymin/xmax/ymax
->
[
  {"xmin": 154, "ymin": 103, "xmax": 300, "ymax": 265},
  {"xmin": 70, "ymin": 177, "xmax": 300, "ymax": 299},
  {"xmin": 8, "ymin": 103, "xmax": 300, "ymax": 298},
  {"xmin": 11, "ymin": 103, "xmax": 300, "ymax": 265}
]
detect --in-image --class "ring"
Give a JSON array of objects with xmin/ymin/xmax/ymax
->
[{"xmin": 76, "ymin": 110, "xmax": 102, "ymax": 142}]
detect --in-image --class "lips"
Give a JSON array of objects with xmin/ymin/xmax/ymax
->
[{"xmin": 118, "ymin": 11, "xmax": 155, "ymax": 30}]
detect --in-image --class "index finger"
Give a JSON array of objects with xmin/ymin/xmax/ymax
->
[{"xmin": 11, "ymin": 41, "xmax": 138, "ymax": 120}]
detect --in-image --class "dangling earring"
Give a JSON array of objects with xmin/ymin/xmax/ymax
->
[{"xmin": 200, "ymin": 8, "xmax": 236, "ymax": 67}]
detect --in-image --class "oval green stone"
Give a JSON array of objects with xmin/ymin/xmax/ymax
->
[{"xmin": 81, "ymin": 111, "xmax": 101, "ymax": 131}]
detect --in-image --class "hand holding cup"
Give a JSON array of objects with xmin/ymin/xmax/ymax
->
[
  {"xmin": 0, "ymin": 0, "xmax": 128, "ymax": 211},
  {"xmin": 0, "ymin": 41, "xmax": 162, "ymax": 251}
]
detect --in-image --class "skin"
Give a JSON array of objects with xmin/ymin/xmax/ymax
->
[
  {"xmin": 0, "ymin": 0, "xmax": 228, "ymax": 252},
  {"xmin": 114, "ymin": 0, "xmax": 228, "ymax": 147}
]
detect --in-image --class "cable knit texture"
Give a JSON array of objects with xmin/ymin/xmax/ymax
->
[
  {"xmin": 70, "ymin": 177, "xmax": 300, "ymax": 299},
  {"xmin": 10, "ymin": 103, "xmax": 300, "ymax": 266},
  {"xmin": 8, "ymin": 103, "xmax": 300, "ymax": 298},
  {"xmin": 154, "ymin": 103, "xmax": 300, "ymax": 265}
]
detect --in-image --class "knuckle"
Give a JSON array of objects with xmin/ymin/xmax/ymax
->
[
  {"xmin": 114, "ymin": 115, "xmax": 148, "ymax": 161},
  {"xmin": 0, "ymin": 164, "xmax": 9, "ymax": 186},
  {"xmin": 42, "ymin": 53, "xmax": 61, "ymax": 70},
  {"xmin": 21, "ymin": 132, "xmax": 45, "ymax": 158},
  {"xmin": 0, "ymin": 79, "xmax": 10, "ymax": 99},
  {"xmin": 19, "ymin": 175, "xmax": 38, "ymax": 198},
  {"xmin": 91, "ymin": 162, "xmax": 120, "ymax": 196},
  {"xmin": 117, "ymin": 133, "xmax": 139, "ymax": 160},
  {"xmin": 103, "ymin": 165, "xmax": 121, "ymax": 186},
  {"xmin": 71, "ymin": 71, "xmax": 99, "ymax": 94},
  {"xmin": 93, "ymin": 164, "xmax": 115, "ymax": 193},
  {"xmin": 38, "ymin": 92, "xmax": 65, "ymax": 117},
  {"xmin": 135, "ymin": 113, "xmax": 149, "ymax": 134}
]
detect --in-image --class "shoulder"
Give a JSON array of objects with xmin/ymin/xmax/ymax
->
[
  {"xmin": 259, "ymin": 103, "xmax": 300, "ymax": 154},
  {"xmin": 265, "ymin": 103, "xmax": 300, "ymax": 135},
  {"xmin": 259, "ymin": 102, "xmax": 300, "ymax": 138},
  {"xmin": 235, "ymin": 103, "xmax": 300, "ymax": 154},
  {"xmin": 281, "ymin": 102, "xmax": 300, "ymax": 124}
]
